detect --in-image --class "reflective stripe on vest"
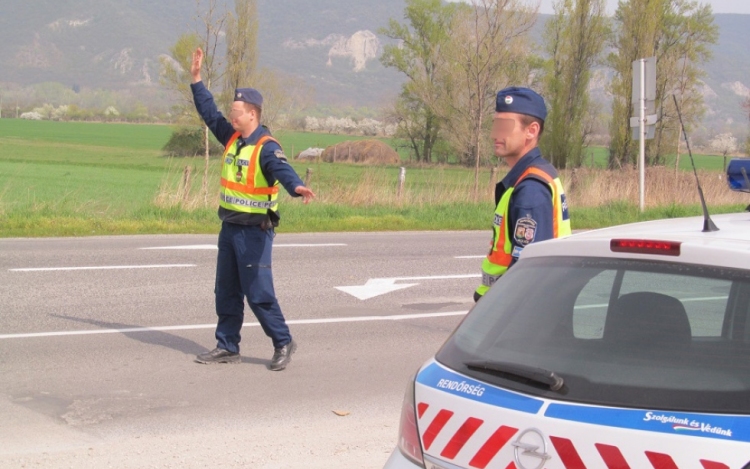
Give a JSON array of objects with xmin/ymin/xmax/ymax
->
[
  {"xmin": 479, "ymin": 164, "xmax": 571, "ymax": 293},
  {"xmin": 219, "ymin": 132, "xmax": 281, "ymax": 214},
  {"xmin": 219, "ymin": 193, "xmax": 278, "ymax": 209}
]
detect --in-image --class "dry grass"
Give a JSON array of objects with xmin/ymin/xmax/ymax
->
[
  {"xmin": 562, "ymin": 166, "xmax": 746, "ymax": 208},
  {"xmin": 153, "ymin": 160, "xmax": 746, "ymax": 211},
  {"xmin": 313, "ymin": 168, "xmax": 479, "ymax": 207},
  {"xmin": 154, "ymin": 162, "xmax": 220, "ymax": 210},
  {"xmin": 316, "ymin": 165, "xmax": 746, "ymax": 209}
]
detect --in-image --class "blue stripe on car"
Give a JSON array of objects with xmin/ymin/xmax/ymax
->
[
  {"xmin": 546, "ymin": 403, "xmax": 750, "ymax": 442},
  {"xmin": 416, "ymin": 362, "xmax": 544, "ymax": 414}
]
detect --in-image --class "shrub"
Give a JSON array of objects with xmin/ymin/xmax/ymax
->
[
  {"xmin": 20, "ymin": 111, "xmax": 43, "ymax": 120},
  {"xmin": 162, "ymin": 126, "xmax": 224, "ymax": 157}
]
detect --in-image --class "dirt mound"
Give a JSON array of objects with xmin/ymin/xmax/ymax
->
[{"xmin": 321, "ymin": 140, "xmax": 400, "ymax": 164}]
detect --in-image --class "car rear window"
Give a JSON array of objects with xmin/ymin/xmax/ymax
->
[{"xmin": 436, "ymin": 256, "xmax": 750, "ymax": 413}]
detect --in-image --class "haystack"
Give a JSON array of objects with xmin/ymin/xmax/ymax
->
[{"xmin": 321, "ymin": 140, "xmax": 400, "ymax": 164}]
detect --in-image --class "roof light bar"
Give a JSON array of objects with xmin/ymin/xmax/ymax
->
[{"xmin": 610, "ymin": 239, "xmax": 681, "ymax": 256}]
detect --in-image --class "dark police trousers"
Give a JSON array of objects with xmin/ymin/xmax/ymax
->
[{"xmin": 214, "ymin": 221, "xmax": 292, "ymax": 353}]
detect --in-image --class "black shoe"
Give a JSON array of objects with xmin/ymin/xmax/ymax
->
[
  {"xmin": 195, "ymin": 348, "xmax": 240, "ymax": 364},
  {"xmin": 269, "ymin": 340, "xmax": 297, "ymax": 371}
]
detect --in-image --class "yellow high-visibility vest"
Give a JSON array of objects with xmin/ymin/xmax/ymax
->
[
  {"xmin": 476, "ymin": 163, "xmax": 571, "ymax": 297},
  {"xmin": 219, "ymin": 132, "xmax": 280, "ymax": 214}
]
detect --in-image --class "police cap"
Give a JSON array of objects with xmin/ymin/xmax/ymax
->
[
  {"xmin": 495, "ymin": 87, "xmax": 547, "ymax": 122},
  {"xmin": 234, "ymin": 88, "xmax": 263, "ymax": 108}
]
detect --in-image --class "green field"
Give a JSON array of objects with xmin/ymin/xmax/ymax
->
[
  {"xmin": 0, "ymin": 119, "xmax": 743, "ymax": 237},
  {"xmin": 580, "ymin": 145, "xmax": 735, "ymax": 171}
]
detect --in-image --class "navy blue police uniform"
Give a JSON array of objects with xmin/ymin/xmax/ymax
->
[
  {"xmin": 474, "ymin": 87, "xmax": 571, "ymax": 302},
  {"xmin": 495, "ymin": 147, "xmax": 556, "ymax": 269},
  {"xmin": 191, "ymin": 81, "xmax": 303, "ymax": 357}
]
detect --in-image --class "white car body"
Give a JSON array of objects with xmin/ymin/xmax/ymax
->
[{"xmin": 386, "ymin": 212, "xmax": 750, "ymax": 469}]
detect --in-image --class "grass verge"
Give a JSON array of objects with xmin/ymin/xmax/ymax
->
[
  {"xmin": 1, "ymin": 201, "xmax": 746, "ymax": 238},
  {"xmin": 2, "ymin": 119, "xmax": 748, "ymax": 238}
]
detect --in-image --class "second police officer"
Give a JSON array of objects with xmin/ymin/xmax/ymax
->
[
  {"xmin": 475, "ymin": 87, "xmax": 572, "ymax": 301},
  {"xmin": 190, "ymin": 47, "xmax": 315, "ymax": 371}
]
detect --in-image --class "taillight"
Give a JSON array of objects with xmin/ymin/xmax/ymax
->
[
  {"xmin": 610, "ymin": 239, "xmax": 681, "ymax": 256},
  {"xmin": 397, "ymin": 375, "xmax": 425, "ymax": 467}
]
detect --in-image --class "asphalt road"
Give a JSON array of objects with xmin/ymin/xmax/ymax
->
[{"xmin": 0, "ymin": 231, "xmax": 490, "ymax": 469}]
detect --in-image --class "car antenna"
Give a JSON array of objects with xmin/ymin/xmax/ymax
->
[{"xmin": 672, "ymin": 94, "xmax": 719, "ymax": 232}]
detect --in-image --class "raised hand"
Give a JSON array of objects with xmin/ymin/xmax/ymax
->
[{"xmin": 191, "ymin": 48, "xmax": 203, "ymax": 83}]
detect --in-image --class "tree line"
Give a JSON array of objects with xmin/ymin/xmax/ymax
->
[
  {"xmin": 379, "ymin": 0, "xmax": 719, "ymax": 185},
  {"xmin": 158, "ymin": 0, "xmax": 720, "ymax": 200}
]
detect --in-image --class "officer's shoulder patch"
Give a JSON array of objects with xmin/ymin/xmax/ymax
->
[
  {"xmin": 273, "ymin": 149, "xmax": 288, "ymax": 162},
  {"xmin": 561, "ymin": 193, "xmax": 570, "ymax": 220},
  {"xmin": 514, "ymin": 215, "xmax": 537, "ymax": 246}
]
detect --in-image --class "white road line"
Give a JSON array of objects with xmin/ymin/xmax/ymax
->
[
  {"xmin": 140, "ymin": 243, "xmax": 347, "ymax": 250},
  {"xmin": 0, "ymin": 311, "xmax": 469, "ymax": 340},
  {"xmin": 276, "ymin": 244, "xmax": 347, "ymax": 247},
  {"xmin": 9, "ymin": 264, "xmax": 196, "ymax": 272},
  {"xmin": 140, "ymin": 245, "xmax": 217, "ymax": 250},
  {"xmin": 454, "ymin": 255, "xmax": 485, "ymax": 259}
]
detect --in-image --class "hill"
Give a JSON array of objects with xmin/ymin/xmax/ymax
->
[
  {"xmin": 0, "ymin": 0, "xmax": 405, "ymax": 109},
  {"xmin": 0, "ymin": 1, "xmax": 748, "ymax": 136}
]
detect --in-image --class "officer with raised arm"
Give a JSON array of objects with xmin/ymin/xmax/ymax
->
[{"xmin": 190, "ymin": 47, "xmax": 314, "ymax": 370}]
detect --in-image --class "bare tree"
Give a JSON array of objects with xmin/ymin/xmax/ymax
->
[
  {"xmin": 607, "ymin": 0, "xmax": 716, "ymax": 169},
  {"xmin": 253, "ymin": 69, "xmax": 314, "ymax": 131},
  {"xmin": 159, "ymin": 33, "xmax": 202, "ymax": 124},
  {"xmin": 386, "ymin": 91, "xmax": 442, "ymax": 163},
  {"xmin": 195, "ymin": 0, "xmax": 229, "ymax": 204},
  {"xmin": 380, "ymin": 0, "xmax": 457, "ymax": 163},
  {"xmin": 651, "ymin": 1, "xmax": 715, "ymax": 167},
  {"xmin": 542, "ymin": 0, "xmax": 608, "ymax": 168},
  {"xmin": 221, "ymin": 0, "xmax": 258, "ymax": 111},
  {"xmin": 221, "ymin": 0, "xmax": 311, "ymax": 131},
  {"xmin": 436, "ymin": 0, "xmax": 537, "ymax": 200}
]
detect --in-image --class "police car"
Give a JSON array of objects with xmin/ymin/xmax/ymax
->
[{"xmin": 384, "ymin": 160, "xmax": 750, "ymax": 469}]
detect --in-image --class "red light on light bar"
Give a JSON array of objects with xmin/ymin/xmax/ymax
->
[{"xmin": 610, "ymin": 239, "xmax": 681, "ymax": 256}]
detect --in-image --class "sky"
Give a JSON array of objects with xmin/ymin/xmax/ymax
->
[{"xmin": 447, "ymin": 0, "xmax": 750, "ymax": 15}]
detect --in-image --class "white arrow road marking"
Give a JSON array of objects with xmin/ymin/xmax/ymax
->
[
  {"xmin": 336, "ymin": 274, "xmax": 481, "ymax": 300},
  {"xmin": 140, "ymin": 243, "xmax": 347, "ymax": 250},
  {"xmin": 336, "ymin": 279, "xmax": 419, "ymax": 300},
  {"xmin": 9, "ymin": 264, "xmax": 196, "ymax": 272}
]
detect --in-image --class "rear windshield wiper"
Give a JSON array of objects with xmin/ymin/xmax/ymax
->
[{"xmin": 465, "ymin": 360, "xmax": 565, "ymax": 392}]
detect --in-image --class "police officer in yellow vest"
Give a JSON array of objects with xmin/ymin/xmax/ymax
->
[
  {"xmin": 474, "ymin": 87, "xmax": 571, "ymax": 302},
  {"xmin": 190, "ymin": 48, "xmax": 315, "ymax": 370}
]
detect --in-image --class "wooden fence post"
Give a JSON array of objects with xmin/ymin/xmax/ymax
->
[
  {"xmin": 398, "ymin": 167, "xmax": 406, "ymax": 199},
  {"xmin": 304, "ymin": 168, "xmax": 313, "ymax": 187},
  {"xmin": 182, "ymin": 165, "xmax": 192, "ymax": 203}
]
